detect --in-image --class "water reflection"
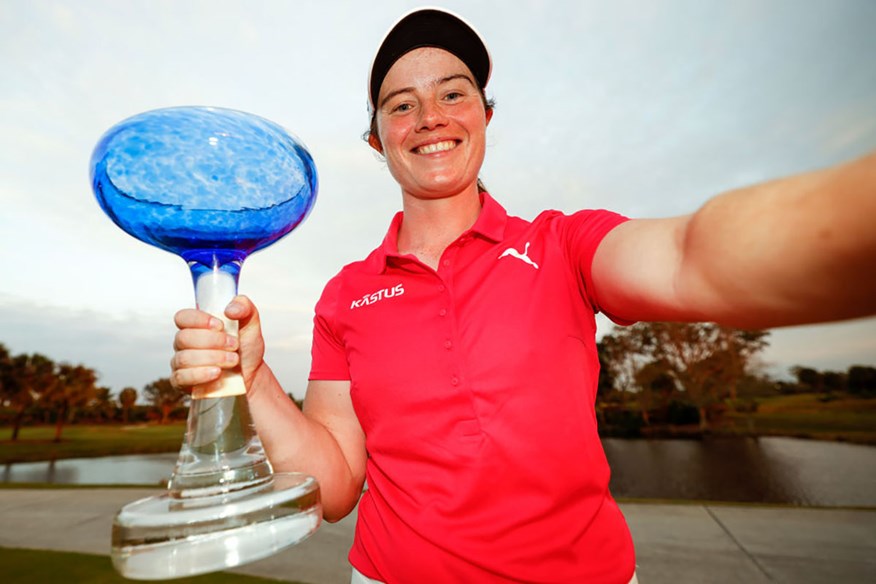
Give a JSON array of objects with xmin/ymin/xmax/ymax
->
[
  {"xmin": 2, "ymin": 453, "xmax": 175, "ymax": 487},
  {"xmin": 602, "ymin": 436, "xmax": 876, "ymax": 507},
  {"xmin": 757, "ymin": 438, "xmax": 876, "ymax": 507}
]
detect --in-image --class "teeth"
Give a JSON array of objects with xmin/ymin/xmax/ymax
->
[{"xmin": 417, "ymin": 140, "xmax": 456, "ymax": 154}]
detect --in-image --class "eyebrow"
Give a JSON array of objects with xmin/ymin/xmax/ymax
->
[{"xmin": 378, "ymin": 73, "xmax": 477, "ymax": 109}]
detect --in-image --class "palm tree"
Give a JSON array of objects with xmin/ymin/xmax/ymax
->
[
  {"xmin": 119, "ymin": 386, "xmax": 138, "ymax": 423},
  {"xmin": 88, "ymin": 386, "xmax": 116, "ymax": 422},
  {"xmin": 144, "ymin": 377, "xmax": 187, "ymax": 424},
  {"xmin": 4, "ymin": 353, "xmax": 57, "ymax": 440},
  {"xmin": 43, "ymin": 363, "xmax": 98, "ymax": 442},
  {"xmin": 0, "ymin": 342, "xmax": 11, "ymax": 402}
]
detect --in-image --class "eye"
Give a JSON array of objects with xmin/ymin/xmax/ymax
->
[
  {"xmin": 391, "ymin": 102, "xmax": 413, "ymax": 113},
  {"xmin": 444, "ymin": 91, "xmax": 463, "ymax": 101}
]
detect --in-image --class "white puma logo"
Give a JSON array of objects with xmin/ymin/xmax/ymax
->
[{"xmin": 499, "ymin": 241, "xmax": 539, "ymax": 270}]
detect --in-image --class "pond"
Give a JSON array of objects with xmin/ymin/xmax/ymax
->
[{"xmin": 603, "ymin": 436, "xmax": 876, "ymax": 507}]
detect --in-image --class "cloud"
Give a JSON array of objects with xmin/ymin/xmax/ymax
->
[
  {"xmin": 763, "ymin": 319, "xmax": 876, "ymax": 378},
  {"xmin": 0, "ymin": 295, "xmax": 173, "ymax": 393}
]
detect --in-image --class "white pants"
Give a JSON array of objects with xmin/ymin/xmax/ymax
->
[{"xmin": 352, "ymin": 567, "xmax": 639, "ymax": 583}]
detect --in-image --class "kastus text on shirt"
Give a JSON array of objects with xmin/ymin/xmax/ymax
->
[{"xmin": 350, "ymin": 284, "xmax": 405, "ymax": 310}]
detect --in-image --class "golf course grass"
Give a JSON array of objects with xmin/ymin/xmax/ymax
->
[
  {"xmin": 720, "ymin": 392, "xmax": 876, "ymax": 444},
  {"xmin": 0, "ymin": 546, "xmax": 307, "ymax": 584},
  {"xmin": 0, "ymin": 423, "xmax": 184, "ymax": 464}
]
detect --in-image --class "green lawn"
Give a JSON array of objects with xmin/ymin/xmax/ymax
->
[
  {"xmin": 720, "ymin": 393, "xmax": 876, "ymax": 444},
  {"xmin": 0, "ymin": 547, "xmax": 305, "ymax": 584},
  {"xmin": 0, "ymin": 423, "xmax": 185, "ymax": 464}
]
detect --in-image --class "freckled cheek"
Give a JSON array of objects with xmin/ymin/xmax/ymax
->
[{"xmin": 378, "ymin": 115, "xmax": 411, "ymax": 141}]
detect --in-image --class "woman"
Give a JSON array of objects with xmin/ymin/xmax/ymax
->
[{"xmin": 170, "ymin": 8, "xmax": 876, "ymax": 584}]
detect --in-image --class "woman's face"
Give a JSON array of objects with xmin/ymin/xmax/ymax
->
[{"xmin": 372, "ymin": 47, "xmax": 492, "ymax": 200}]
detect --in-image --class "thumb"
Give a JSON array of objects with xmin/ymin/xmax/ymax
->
[
  {"xmin": 225, "ymin": 294, "xmax": 256, "ymax": 324},
  {"xmin": 225, "ymin": 295, "xmax": 265, "ymax": 384}
]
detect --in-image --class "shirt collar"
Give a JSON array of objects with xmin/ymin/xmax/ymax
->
[{"xmin": 371, "ymin": 192, "xmax": 508, "ymax": 273}]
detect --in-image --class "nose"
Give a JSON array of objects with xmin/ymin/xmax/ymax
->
[{"xmin": 417, "ymin": 99, "xmax": 447, "ymax": 131}]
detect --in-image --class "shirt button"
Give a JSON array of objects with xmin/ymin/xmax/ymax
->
[
  {"xmin": 444, "ymin": 340, "xmax": 453, "ymax": 350},
  {"xmin": 438, "ymin": 285, "xmax": 446, "ymax": 293},
  {"xmin": 439, "ymin": 308, "xmax": 447, "ymax": 317},
  {"xmin": 451, "ymin": 376, "xmax": 459, "ymax": 386},
  {"xmin": 442, "ymin": 259, "xmax": 450, "ymax": 267}
]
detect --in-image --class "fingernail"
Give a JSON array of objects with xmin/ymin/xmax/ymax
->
[
  {"xmin": 226, "ymin": 302, "xmax": 242, "ymax": 317},
  {"xmin": 225, "ymin": 352, "xmax": 238, "ymax": 364},
  {"xmin": 225, "ymin": 335, "xmax": 238, "ymax": 349},
  {"xmin": 209, "ymin": 317, "xmax": 223, "ymax": 330}
]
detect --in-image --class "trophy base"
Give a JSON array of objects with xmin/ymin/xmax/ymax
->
[{"xmin": 111, "ymin": 472, "xmax": 321, "ymax": 580}]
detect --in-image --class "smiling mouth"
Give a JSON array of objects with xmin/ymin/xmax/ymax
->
[{"xmin": 415, "ymin": 140, "xmax": 458, "ymax": 155}]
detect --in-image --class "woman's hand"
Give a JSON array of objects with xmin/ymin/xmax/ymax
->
[
  {"xmin": 171, "ymin": 297, "xmax": 367, "ymax": 519},
  {"xmin": 170, "ymin": 295, "xmax": 266, "ymax": 393}
]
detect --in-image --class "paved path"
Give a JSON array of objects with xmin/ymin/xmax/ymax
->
[{"xmin": 0, "ymin": 488, "xmax": 874, "ymax": 583}]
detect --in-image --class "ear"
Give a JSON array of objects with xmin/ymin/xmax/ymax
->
[
  {"xmin": 367, "ymin": 133, "xmax": 383, "ymax": 154},
  {"xmin": 485, "ymin": 107, "xmax": 494, "ymax": 126}
]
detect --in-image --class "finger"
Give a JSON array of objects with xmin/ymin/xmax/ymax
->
[
  {"xmin": 225, "ymin": 295, "xmax": 256, "ymax": 321},
  {"xmin": 171, "ymin": 366, "xmax": 222, "ymax": 390},
  {"xmin": 228, "ymin": 295, "xmax": 262, "ymax": 342},
  {"xmin": 171, "ymin": 349, "xmax": 239, "ymax": 372},
  {"xmin": 173, "ymin": 329, "xmax": 238, "ymax": 351},
  {"xmin": 220, "ymin": 295, "xmax": 265, "ymax": 386},
  {"xmin": 174, "ymin": 308, "xmax": 224, "ymax": 331}
]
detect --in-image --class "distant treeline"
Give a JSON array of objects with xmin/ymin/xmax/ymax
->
[
  {"xmin": 2, "ymin": 327, "xmax": 874, "ymax": 441},
  {"xmin": 596, "ymin": 322, "xmax": 876, "ymax": 436}
]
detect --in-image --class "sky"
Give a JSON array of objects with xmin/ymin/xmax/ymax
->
[{"xmin": 1, "ymin": 0, "xmax": 874, "ymax": 399}]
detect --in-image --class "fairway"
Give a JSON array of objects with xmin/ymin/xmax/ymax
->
[
  {"xmin": 721, "ymin": 393, "xmax": 876, "ymax": 444},
  {"xmin": 0, "ymin": 546, "xmax": 305, "ymax": 584},
  {"xmin": 0, "ymin": 424, "xmax": 185, "ymax": 464}
]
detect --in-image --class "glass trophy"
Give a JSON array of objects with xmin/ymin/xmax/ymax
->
[{"xmin": 90, "ymin": 106, "xmax": 321, "ymax": 579}]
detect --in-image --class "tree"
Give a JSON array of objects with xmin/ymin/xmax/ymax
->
[
  {"xmin": 86, "ymin": 386, "xmax": 116, "ymax": 422},
  {"xmin": 119, "ymin": 386, "xmax": 138, "ymax": 423},
  {"xmin": 42, "ymin": 363, "xmax": 98, "ymax": 442},
  {"xmin": 821, "ymin": 371, "xmax": 847, "ymax": 394},
  {"xmin": 643, "ymin": 322, "xmax": 768, "ymax": 431},
  {"xmin": 718, "ymin": 328, "xmax": 770, "ymax": 401},
  {"xmin": 598, "ymin": 322, "xmax": 769, "ymax": 429},
  {"xmin": 144, "ymin": 377, "xmax": 187, "ymax": 423},
  {"xmin": 3, "ymin": 353, "xmax": 57, "ymax": 440},
  {"xmin": 597, "ymin": 325, "xmax": 653, "ymax": 403},
  {"xmin": 848, "ymin": 365, "xmax": 876, "ymax": 395},
  {"xmin": 596, "ymin": 350, "xmax": 615, "ymax": 399},
  {"xmin": 634, "ymin": 359, "xmax": 676, "ymax": 425},
  {"xmin": 0, "ymin": 343, "xmax": 11, "ymax": 411},
  {"xmin": 792, "ymin": 366, "xmax": 823, "ymax": 393}
]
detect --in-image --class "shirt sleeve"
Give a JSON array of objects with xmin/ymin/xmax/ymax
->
[
  {"xmin": 308, "ymin": 275, "xmax": 352, "ymax": 381},
  {"xmin": 552, "ymin": 208, "xmax": 634, "ymax": 326}
]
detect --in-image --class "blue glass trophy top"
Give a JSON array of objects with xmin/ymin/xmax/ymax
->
[{"xmin": 90, "ymin": 106, "xmax": 318, "ymax": 267}]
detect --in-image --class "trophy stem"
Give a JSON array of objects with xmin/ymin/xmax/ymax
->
[
  {"xmin": 168, "ymin": 256, "xmax": 272, "ymax": 498},
  {"xmin": 110, "ymin": 253, "xmax": 321, "ymax": 580},
  {"xmin": 188, "ymin": 253, "xmax": 247, "ymax": 399}
]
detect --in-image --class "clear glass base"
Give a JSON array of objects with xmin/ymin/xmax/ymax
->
[
  {"xmin": 111, "ymin": 473, "xmax": 321, "ymax": 580},
  {"xmin": 169, "ymin": 394, "xmax": 274, "ymax": 499}
]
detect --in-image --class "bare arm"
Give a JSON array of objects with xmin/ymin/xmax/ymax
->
[
  {"xmin": 247, "ymin": 374, "xmax": 366, "ymax": 522},
  {"xmin": 592, "ymin": 151, "xmax": 876, "ymax": 328},
  {"xmin": 171, "ymin": 296, "xmax": 366, "ymax": 522}
]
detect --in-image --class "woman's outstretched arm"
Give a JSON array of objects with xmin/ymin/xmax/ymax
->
[{"xmin": 592, "ymin": 151, "xmax": 876, "ymax": 328}]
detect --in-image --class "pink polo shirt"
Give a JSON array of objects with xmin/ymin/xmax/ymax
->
[{"xmin": 309, "ymin": 193, "xmax": 635, "ymax": 583}]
